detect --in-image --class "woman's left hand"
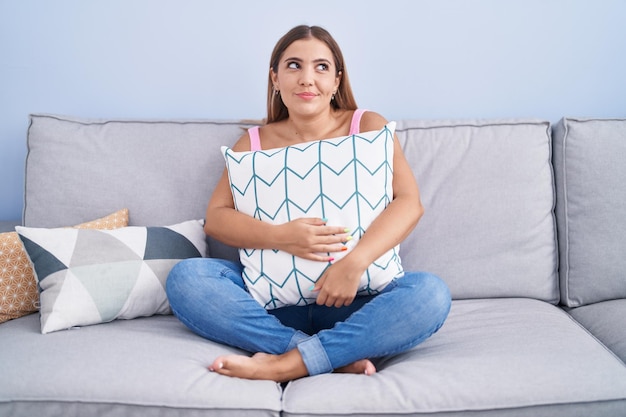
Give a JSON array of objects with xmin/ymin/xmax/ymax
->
[{"xmin": 312, "ymin": 256, "xmax": 366, "ymax": 307}]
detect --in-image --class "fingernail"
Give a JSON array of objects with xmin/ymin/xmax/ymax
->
[
  {"xmin": 341, "ymin": 246, "xmax": 347, "ymax": 251},
  {"xmin": 322, "ymin": 218, "xmax": 328, "ymax": 223},
  {"xmin": 328, "ymin": 257, "xmax": 335, "ymax": 262},
  {"xmin": 344, "ymin": 228, "xmax": 350, "ymax": 233},
  {"xmin": 345, "ymin": 236, "xmax": 353, "ymax": 241},
  {"xmin": 309, "ymin": 285, "xmax": 315, "ymax": 291}
]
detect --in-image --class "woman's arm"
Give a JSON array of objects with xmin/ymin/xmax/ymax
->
[{"xmin": 342, "ymin": 112, "xmax": 423, "ymax": 268}]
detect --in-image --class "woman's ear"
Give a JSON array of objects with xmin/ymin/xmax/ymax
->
[{"xmin": 335, "ymin": 70, "xmax": 342, "ymax": 90}]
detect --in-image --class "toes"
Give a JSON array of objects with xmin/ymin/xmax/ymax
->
[
  {"xmin": 335, "ymin": 359, "xmax": 377, "ymax": 375},
  {"xmin": 208, "ymin": 358, "xmax": 225, "ymax": 373}
]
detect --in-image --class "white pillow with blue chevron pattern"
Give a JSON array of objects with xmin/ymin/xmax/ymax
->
[{"xmin": 222, "ymin": 122, "xmax": 403, "ymax": 309}]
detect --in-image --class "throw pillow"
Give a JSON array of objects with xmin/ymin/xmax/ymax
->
[
  {"xmin": 16, "ymin": 219, "xmax": 206, "ymax": 334},
  {"xmin": 0, "ymin": 209, "xmax": 129, "ymax": 324},
  {"xmin": 222, "ymin": 122, "xmax": 403, "ymax": 309}
]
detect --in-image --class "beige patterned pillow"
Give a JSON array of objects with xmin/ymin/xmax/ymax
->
[{"xmin": 0, "ymin": 208, "xmax": 129, "ymax": 323}]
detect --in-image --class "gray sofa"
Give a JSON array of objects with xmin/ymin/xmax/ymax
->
[{"xmin": 1, "ymin": 113, "xmax": 625, "ymax": 416}]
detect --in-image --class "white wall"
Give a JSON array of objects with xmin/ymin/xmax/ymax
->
[{"xmin": 1, "ymin": 0, "xmax": 625, "ymax": 220}]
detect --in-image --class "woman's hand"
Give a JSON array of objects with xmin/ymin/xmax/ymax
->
[
  {"xmin": 312, "ymin": 255, "xmax": 368, "ymax": 307},
  {"xmin": 275, "ymin": 218, "xmax": 350, "ymax": 261}
]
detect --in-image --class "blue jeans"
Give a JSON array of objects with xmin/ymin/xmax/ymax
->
[{"xmin": 166, "ymin": 258, "xmax": 451, "ymax": 376}]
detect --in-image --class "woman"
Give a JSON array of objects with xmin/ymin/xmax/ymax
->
[{"xmin": 166, "ymin": 25, "xmax": 451, "ymax": 382}]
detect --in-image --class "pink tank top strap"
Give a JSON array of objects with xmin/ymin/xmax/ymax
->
[
  {"xmin": 248, "ymin": 126, "xmax": 262, "ymax": 151},
  {"xmin": 250, "ymin": 111, "xmax": 366, "ymax": 150},
  {"xmin": 349, "ymin": 109, "xmax": 367, "ymax": 135}
]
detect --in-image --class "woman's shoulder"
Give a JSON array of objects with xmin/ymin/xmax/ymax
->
[
  {"xmin": 256, "ymin": 120, "xmax": 285, "ymax": 140},
  {"xmin": 359, "ymin": 110, "xmax": 390, "ymax": 132},
  {"xmin": 231, "ymin": 129, "xmax": 253, "ymax": 152}
]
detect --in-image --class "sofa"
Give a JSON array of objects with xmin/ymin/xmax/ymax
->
[{"xmin": 1, "ymin": 113, "xmax": 625, "ymax": 416}]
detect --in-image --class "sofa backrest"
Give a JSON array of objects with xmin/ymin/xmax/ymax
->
[
  {"xmin": 25, "ymin": 114, "xmax": 249, "ymax": 227},
  {"xmin": 552, "ymin": 117, "xmax": 626, "ymax": 307},
  {"xmin": 24, "ymin": 114, "xmax": 559, "ymax": 303},
  {"xmin": 396, "ymin": 119, "xmax": 558, "ymax": 303}
]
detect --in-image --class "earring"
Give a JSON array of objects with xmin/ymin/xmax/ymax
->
[{"xmin": 274, "ymin": 86, "xmax": 280, "ymax": 95}]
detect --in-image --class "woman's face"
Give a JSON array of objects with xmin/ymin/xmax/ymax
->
[{"xmin": 271, "ymin": 38, "xmax": 341, "ymax": 117}]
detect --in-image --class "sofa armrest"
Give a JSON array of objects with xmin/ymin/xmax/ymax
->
[{"xmin": 0, "ymin": 220, "xmax": 21, "ymax": 233}]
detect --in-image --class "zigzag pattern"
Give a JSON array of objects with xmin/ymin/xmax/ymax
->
[{"xmin": 223, "ymin": 122, "xmax": 404, "ymax": 309}]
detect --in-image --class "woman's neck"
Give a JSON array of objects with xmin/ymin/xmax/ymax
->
[{"xmin": 286, "ymin": 109, "xmax": 345, "ymax": 142}]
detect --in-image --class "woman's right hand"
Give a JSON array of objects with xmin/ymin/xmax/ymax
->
[{"xmin": 275, "ymin": 218, "xmax": 350, "ymax": 262}]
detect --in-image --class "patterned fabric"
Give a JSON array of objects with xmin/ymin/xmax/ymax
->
[
  {"xmin": 16, "ymin": 219, "xmax": 206, "ymax": 334},
  {"xmin": 222, "ymin": 122, "xmax": 403, "ymax": 309},
  {"xmin": 0, "ymin": 209, "xmax": 129, "ymax": 324}
]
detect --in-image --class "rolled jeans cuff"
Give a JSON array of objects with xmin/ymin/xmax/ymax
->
[
  {"xmin": 287, "ymin": 330, "xmax": 310, "ymax": 351},
  {"xmin": 297, "ymin": 335, "xmax": 332, "ymax": 375}
]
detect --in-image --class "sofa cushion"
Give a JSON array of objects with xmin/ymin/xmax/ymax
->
[
  {"xmin": 0, "ymin": 314, "xmax": 281, "ymax": 417},
  {"xmin": 0, "ymin": 209, "xmax": 129, "ymax": 324},
  {"xmin": 16, "ymin": 219, "xmax": 206, "ymax": 334},
  {"xmin": 568, "ymin": 299, "xmax": 626, "ymax": 363},
  {"xmin": 553, "ymin": 117, "xmax": 626, "ymax": 307},
  {"xmin": 396, "ymin": 119, "xmax": 558, "ymax": 302},
  {"xmin": 222, "ymin": 123, "xmax": 402, "ymax": 309},
  {"xmin": 24, "ymin": 114, "xmax": 253, "ymax": 230},
  {"xmin": 283, "ymin": 298, "xmax": 626, "ymax": 416}
]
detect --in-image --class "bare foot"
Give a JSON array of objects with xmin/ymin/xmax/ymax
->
[
  {"xmin": 209, "ymin": 351, "xmax": 377, "ymax": 381},
  {"xmin": 209, "ymin": 350, "xmax": 308, "ymax": 382},
  {"xmin": 335, "ymin": 359, "xmax": 377, "ymax": 376}
]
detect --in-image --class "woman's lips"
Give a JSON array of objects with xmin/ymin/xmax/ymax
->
[{"xmin": 296, "ymin": 92, "xmax": 317, "ymax": 100}]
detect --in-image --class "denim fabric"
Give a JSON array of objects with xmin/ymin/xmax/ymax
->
[{"xmin": 166, "ymin": 258, "xmax": 451, "ymax": 375}]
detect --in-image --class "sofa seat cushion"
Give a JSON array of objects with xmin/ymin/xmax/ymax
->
[
  {"xmin": 0, "ymin": 314, "xmax": 281, "ymax": 417},
  {"xmin": 568, "ymin": 299, "xmax": 626, "ymax": 364},
  {"xmin": 282, "ymin": 298, "xmax": 626, "ymax": 416}
]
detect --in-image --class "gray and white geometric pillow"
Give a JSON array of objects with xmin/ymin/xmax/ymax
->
[
  {"xmin": 16, "ymin": 220, "xmax": 206, "ymax": 334},
  {"xmin": 222, "ymin": 123, "xmax": 403, "ymax": 309}
]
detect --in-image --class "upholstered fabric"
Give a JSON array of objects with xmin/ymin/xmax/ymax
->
[
  {"xmin": 553, "ymin": 117, "xmax": 626, "ymax": 307},
  {"xmin": 16, "ymin": 219, "xmax": 206, "ymax": 333},
  {"xmin": 222, "ymin": 123, "xmax": 402, "ymax": 309},
  {"xmin": 283, "ymin": 299, "xmax": 626, "ymax": 416},
  {"xmin": 24, "ymin": 114, "xmax": 254, "ymax": 228},
  {"xmin": 4, "ymin": 114, "xmax": 625, "ymax": 417},
  {"xmin": 0, "ymin": 314, "xmax": 281, "ymax": 417},
  {"xmin": 396, "ymin": 119, "xmax": 558, "ymax": 303},
  {"xmin": 568, "ymin": 299, "xmax": 626, "ymax": 363}
]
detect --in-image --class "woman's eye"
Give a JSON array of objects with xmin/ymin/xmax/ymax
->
[
  {"xmin": 316, "ymin": 63, "xmax": 329, "ymax": 71},
  {"xmin": 287, "ymin": 62, "xmax": 300, "ymax": 69}
]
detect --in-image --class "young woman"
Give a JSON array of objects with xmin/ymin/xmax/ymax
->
[{"xmin": 166, "ymin": 25, "xmax": 451, "ymax": 382}]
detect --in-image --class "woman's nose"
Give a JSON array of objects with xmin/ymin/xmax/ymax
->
[{"xmin": 299, "ymin": 69, "xmax": 314, "ymax": 86}]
